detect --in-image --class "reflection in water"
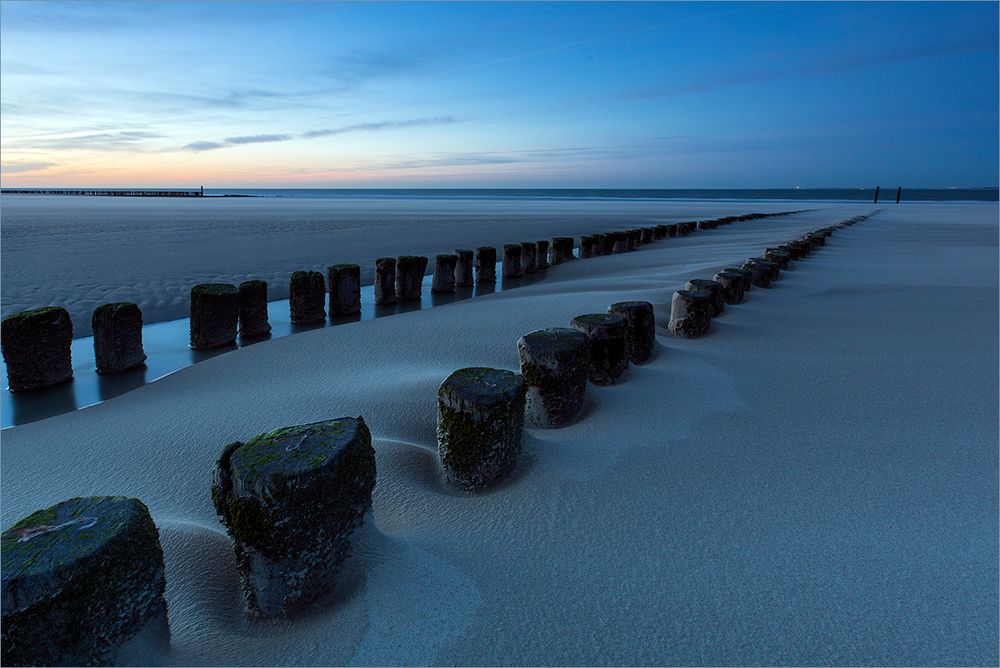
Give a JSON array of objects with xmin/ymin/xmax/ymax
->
[
  {"xmin": 8, "ymin": 380, "xmax": 78, "ymax": 426},
  {"xmin": 0, "ymin": 259, "xmax": 562, "ymax": 428},
  {"xmin": 96, "ymin": 365, "xmax": 148, "ymax": 402}
]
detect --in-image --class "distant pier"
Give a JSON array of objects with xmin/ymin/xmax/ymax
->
[{"xmin": 0, "ymin": 188, "xmax": 204, "ymax": 197}]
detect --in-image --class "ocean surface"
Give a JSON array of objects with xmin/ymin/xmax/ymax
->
[
  {"xmin": 204, "ymin": 187, "xmax": 998, "ymax": 201},
  {"xmin": 3, "ymin": 187, "xmax": 997, "ymax": 201}
]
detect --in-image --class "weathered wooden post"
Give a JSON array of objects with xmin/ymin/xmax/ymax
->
[
  {"xmin": 600, "ymin": 233, "xmax": 616, "ymax": 255},
  {"xmin": 328, "ymin": 264, "xmax": 361, "ymax": 316},
  {"xmin": 432, "ymin": 254, "xmax": 458, "ymax": 293},
  {"xmin": 1, "ymin": 306, "xmax": 74, "ymax": 391},
  {"xmin": 590, "ymin": 233, "xmax": 606, "ymax": 255},
  {"xmin": 437, "ymin": 368, "xmax": 525, "ymax": 490},
  {"xmin": 762, "ymin": 248, "xmax": 792, "ymax": 270},
  {"xmin": 640, "ymin": 228, "xmax": 654, "ymax": 244},
  {"xmin": 520, "ymin": 242, "xmax": 538, "ymax": 273},
  {"xmin": 608, "ymin": 301, "xmax": 655, "ymax": 364},
  {"xmin": 896, "ymin": 187, "xmax": 902, "ymax": 204},
  {"xmin": 721, "ymin": 266, "xmax": 753, "ymax": 293},
  {"xmin": 1, "ymin": 496, "xmax": 168, "ymax": 666},
  {"xmin": 668, "ymin": 290, "xmax": 713, "ymax": 338},
  {"xmin": 570, "ymin": 313, "xmax": 629, "ymax": 385},
  {"xmin": 375, "ymin": 257, "xmax": 397, "ymax": 304},
  {"xmin": 579, "ymin": 235, "xmax": 595, "ymax": 258},
  {"xmin": 191, "ymin": 283, "xmax": 239, "ymax": 348},
  {"xmin": 92, "ymin": 302, "xmax": 146, "ymax": 374},
  {"xmin": 502, "ymin": 244, "xmax": 523, "ymax": 278},
  {"xmin": 550, "ymin": 237, "xmax": 574, "ymax": 264},
  {"xmin": 666, "ymin": 224, "xmax": 679, "ymax": 237},
  {"xmin": 712, "ymin": 271, "xmax": 746, "ymax": 305},
  {"xmin": 454, "ymin": 249, "xmax": 474, "ymax": 287},
  {"xmin": 396, "ymin": 256, "xmax": 428, "ymax": 300},
  {"xmin": 742, "ymin": 259, "xmax": 779, "ymax": 288},
  {"xmin": 475, "ymin": 247, "xmax": 497, "ymax": 284},
  {"xmin": 873, "ymin": 186, "xmax": 880, "ymax": 203},
  {"xmin": 239, "ymin": 280, "xmax": 271, "ymax": 337},
  {"xmin": 535, "ymin": 240, "xmax": 550, "ymax": 270},
  {"xmin": 289, "ymin": 271, "xmax": 326, "ymax": 323},
  {"xmin": 686, "ymin": 279, "xmax": 725, "ymax": 316},
  {"xmin": 211, "ymin": 417, "xmax": 376, "ymax": 617},
  {"xmin": 611, "ymin": 231, "xmax": 629, "ymax": 253},
  {"xmin": 517, "ymin": 328, "xmax": 589, "ymax": 428}
]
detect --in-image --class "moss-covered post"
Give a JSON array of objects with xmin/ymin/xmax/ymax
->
[
  {"xmin": 535, "ymin": 240, "xmax": 550, "ymax": 270},
  {"xmin": 712, "ymin": 271, "xmax": 746, "ymax": 305},
  {"xmin": 763, "ymin": 248, "xmax": 791, "ymax": 270},
  {"xmin": 502, "ymin": 244, "xmax": 523, "ymax": 279},
  {"xmin": 211, "ymin": 417, "xmax": 376, "ymax": 618},
  {"xmin": 600, "ymin": 233, "xmax": 616, "ymax": 255},
  {"xmin": 328, "ymin": 264, "xmax": 361, "ymax": 316},
  {"xmin": 375, "ymin": 257, "xmax": 397, "ymax": 305},
  {"xmin": 239, "ymin": 280, "xmax": 271, "ymax": 338},
  {"xmin": 552, "ymin": 237, "xmax": 575, "ymax": 264},
  {"xmin": 190, "ymin": 283, "xmax": 239, "ymax": 349},
  {"xmin": 590, "ymin": 233, "xmax": 606, "ymax": 256},
  {"xmin": 520, "ymin": 242, "xmax": 538, "ymax": 273},
  {"xmin": 1, "ymin": 496, "xmax": 168, "ymax": 666},
  {"xmin": 611, "ymin": 231, "xmax": 628, "ymax": 253},
  {"xmin": 92, "ymin": 302, "xmax": 146, "ymax": 374},
  {"xmin": 686, "ymin": 279, "xmax": 725, "ymax": 316},
  {"xmin": 289, "ymin": 271, "xmax": 326, "ymax": 324},
  {"xmin": 1, "ymin": 307, "xmax": 73, "ymax": 391},
  {"xmin": 806, "ymin": 232, "xmax": 827, "ymax": 247},
  {"xmin": 517, "ymin": 328, "xmax": 589, "ymax": 428},
  {"xmin": 436, "ymin": 368, "xmax": 525, "ymax": 490},
  {"xmin": 608, "ymin": 301, "xmax": 655, "ymax": 364},
  {"xmin": 668, "ymin": 290, "xmax": 713, "ymax": 338},
  {"xmin": 784, "ymin": 240, "xmax": 811, "ymax": 259},
  {"xmin": 432, "ymin": 254, "xmax": 458, "ymax": 293},
  {"xmin": 475, "ymin": 247, "xmax": 497, "ymax": 284},
  {"xmin": 570, "ymin": 313, "xmax": 629, "ymax": 385},
  {"xmin": 396, "ymin": 256, "xmax": 428, "ymax": 301},
  {"xmin": 742, "ymin": 258, "xmax": 780, "ymax": 286},
  {"xmin": 454, "ymin": 249, "xmax": 474, "ymax": 287}
]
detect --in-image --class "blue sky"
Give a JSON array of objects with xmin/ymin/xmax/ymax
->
[{"xmin": 1, "ymin": 1, "xmax": 996, "ymax": 188}]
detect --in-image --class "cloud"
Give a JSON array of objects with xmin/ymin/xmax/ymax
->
[
  {"xmin": 182, "ymin": 141, "xmax": 226, "ymax": 152},
  {"xmin": 224, "ymin": 134, "xmax": 291, "ymax": 145},
  {"xmin": 302, "ymin": 116, "xmax": 459, "ymax": 139},
  {"xmin": 10, "ymin": 130, "xmax": 164, "ymax": 151},
  {"xmin": 183, "ymin": 116, "xmax": 461, "ymax": 152},
  {"xmin": 1, "ymin": 161, "xmax": 57, "ymax": 174}
]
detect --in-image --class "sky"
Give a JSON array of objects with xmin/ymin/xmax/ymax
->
[{"xmin": 0, "ymin": 1, "xmax": 997, "ymax": 188}]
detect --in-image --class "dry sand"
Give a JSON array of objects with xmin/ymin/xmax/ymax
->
[{"xmin": 0, "ymin": 202, "xmax": 996, "ymax": 665}]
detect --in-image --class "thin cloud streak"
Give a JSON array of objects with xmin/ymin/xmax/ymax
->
[
  {"xmin": 183, "ymin": 116, "xmax": 462, "ymax": 151},
  {"xmin": 302, "ymin": 116, "xmax": 459, "ymax": 138}
]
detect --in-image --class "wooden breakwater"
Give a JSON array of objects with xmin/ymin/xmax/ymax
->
[{"xmin": 1, "ymin": 188, "xmax": 203, "ymax": 197}]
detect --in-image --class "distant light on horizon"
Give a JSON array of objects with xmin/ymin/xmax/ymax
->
[{"xmin": 1, "ymin": 1, "xmax": 997, "ymax": 188}]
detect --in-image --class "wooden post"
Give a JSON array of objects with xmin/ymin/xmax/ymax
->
[
  {"xmin": 896, "ymin": 187, "xmax": 902, "ymax": 203},
  {"xmin": 873, "ymin": 186, "xmax": 880, "ymax": 203}
]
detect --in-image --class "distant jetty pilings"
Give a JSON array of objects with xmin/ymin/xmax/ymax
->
[{"xmin": 0, "ymin": 188, "xmax": 204, "ymax": 197}]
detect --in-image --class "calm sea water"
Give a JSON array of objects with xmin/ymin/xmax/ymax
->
[{"xmin": 203, "ymin": 188, "xmax": 999, "ymax": 201}]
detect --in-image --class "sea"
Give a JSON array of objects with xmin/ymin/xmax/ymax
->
[{"xmin": 200, "ymin": 188, "xmax": 998, "ymax": 201}]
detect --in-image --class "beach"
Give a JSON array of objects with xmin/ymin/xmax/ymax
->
[
  {"xmin": 1, "ymin": 201, "xmax": 996, "ymax": 665},
  {"xmin": 2, "ymin": 195, "xmax": 851, "ymax": 336}
]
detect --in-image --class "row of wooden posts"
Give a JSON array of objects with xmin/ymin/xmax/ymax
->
[
  {"xmin": 0, "ymin": 209, "xmax": 874, "ymax": 665},
  {"xmin": 0, "ymin": 212, "xmax": 803, "ymax": 393},
  {"xmin": 2, "ymin": 210, "xmax": 877, "ymax": 661}
]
